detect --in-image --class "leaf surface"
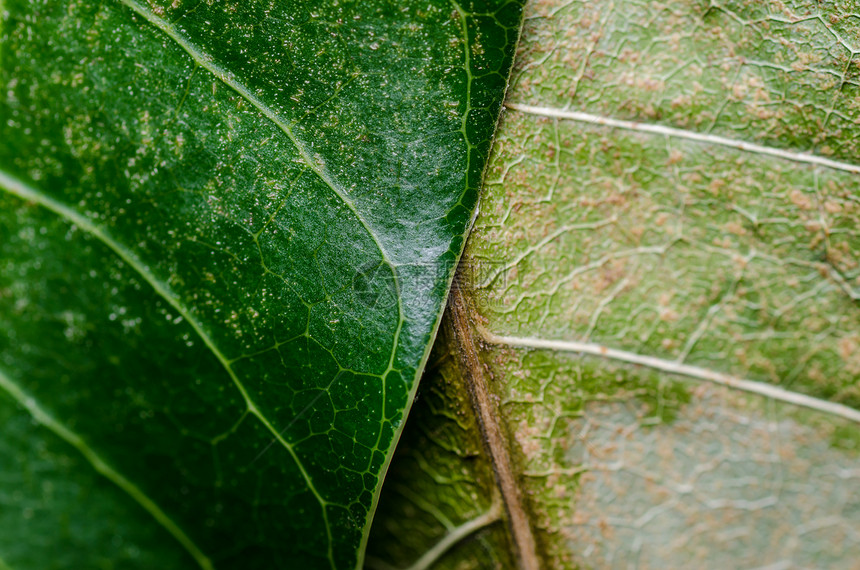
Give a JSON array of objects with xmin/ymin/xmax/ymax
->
[
  {"xmin": 0, "ymin": 0, "xmax": 525, "ymax": 567},
  {"xmin": 369, "ymin": 0, "xmax": 860, "ymax": 567}
]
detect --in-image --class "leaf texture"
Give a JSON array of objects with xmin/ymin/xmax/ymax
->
[
  {"xmin": 370, "ymin": 0, "xmax": 860, "ymax": 567},
  {"xmin": 0, "ymin": 0, "xmax": 525, "ymax": 567}
]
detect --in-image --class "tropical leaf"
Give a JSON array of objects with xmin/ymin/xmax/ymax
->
[
  {"xmin": 0, "ymin": 0, "xmax": 525, "ymax": 567},
  {"xmin": 368, "ymin": 0, "xmax": 860, "ymax": 567}
]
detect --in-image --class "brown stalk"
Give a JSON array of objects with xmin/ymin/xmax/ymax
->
[{"xmin": 446, "ymin": 284, "xmax": 541, "ymax": 570}]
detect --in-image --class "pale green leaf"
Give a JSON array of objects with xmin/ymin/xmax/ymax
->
[{"xmin": 370, "ymin": 1, "xmax": 860, "ymax": 567}]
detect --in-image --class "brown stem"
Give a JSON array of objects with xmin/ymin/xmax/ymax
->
[{"xmin": 446, "ymin": 285, "xmax": 541, "ymax": 570}]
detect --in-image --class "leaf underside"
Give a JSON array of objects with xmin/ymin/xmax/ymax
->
[
  {"xmin": 370, "ymin": 0, "xmax": 860, "ymax": 568},
  {"xmin": 0, "ymin": 0, "xmax": 525, "ymax": 568}
]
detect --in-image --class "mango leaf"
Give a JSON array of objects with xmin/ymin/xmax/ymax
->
[
  {"xmin": 0, "ymin": 0, "xmax": 525, "ymax": 567},
  {"xmin": 369, "ymin": 0, "xmax": 860, "ymax": 567}
]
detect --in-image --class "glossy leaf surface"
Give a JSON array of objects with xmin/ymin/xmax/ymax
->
[{"xmin": 0, "ymin": 0, "xmax": 524, "ymax": 567}]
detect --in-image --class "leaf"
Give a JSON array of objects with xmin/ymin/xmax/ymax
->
[
  {"xmin": 0, "ymin": 0, "xmax": 525, "ymax": 567},
  {"xmin": 368, "ymin": 0, "xmax": 860, "ymax": 567}
]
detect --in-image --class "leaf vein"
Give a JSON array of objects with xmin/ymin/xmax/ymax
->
[
  {"xmin": 479, "ymin": 327, "xmax": 860, "ymax": 424},
  {"xmin": 506, "ymin": 102, "xmax": 860, "ymax": 174},
  {"xmin": 116, "ymin": 0, "xmax": 395, "ymax": 265},
  {"xmin": 0, "ymin": 168, "xmax": 337, "ymax": 566},
  {"xmin": 0, "ymin": 365, "xmax": 213, "ymax": 570}
]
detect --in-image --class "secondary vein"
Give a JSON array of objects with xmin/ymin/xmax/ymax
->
[
  {"xmin": 405, "ymin": 499, "xmax": 502, "ymax": 570},
  {"xmin": 0, "ymin": 365, "xmax": 213, "ymax": 570},
  {"xmin": 506, "ymin": 102, "xmax": 860, "ymax": 174},
  {"xmin": 0, "ymin": 168, "xmax": 336, "ymax": 564},
  {"xmin": 479, "ymin": 327, "xmax": 860, "ymax": 424},
  {"xmin": 111, "ymin": 12, "xmax": 407, "ymax": 515},
  {"xmin": 116, "ymin": 0, "xmax": 395, "ymax": 266}
]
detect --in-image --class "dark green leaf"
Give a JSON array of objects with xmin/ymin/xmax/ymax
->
[{"xmin": 0, "ymin": 0, "xmax": 524, "ymax": 567}]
